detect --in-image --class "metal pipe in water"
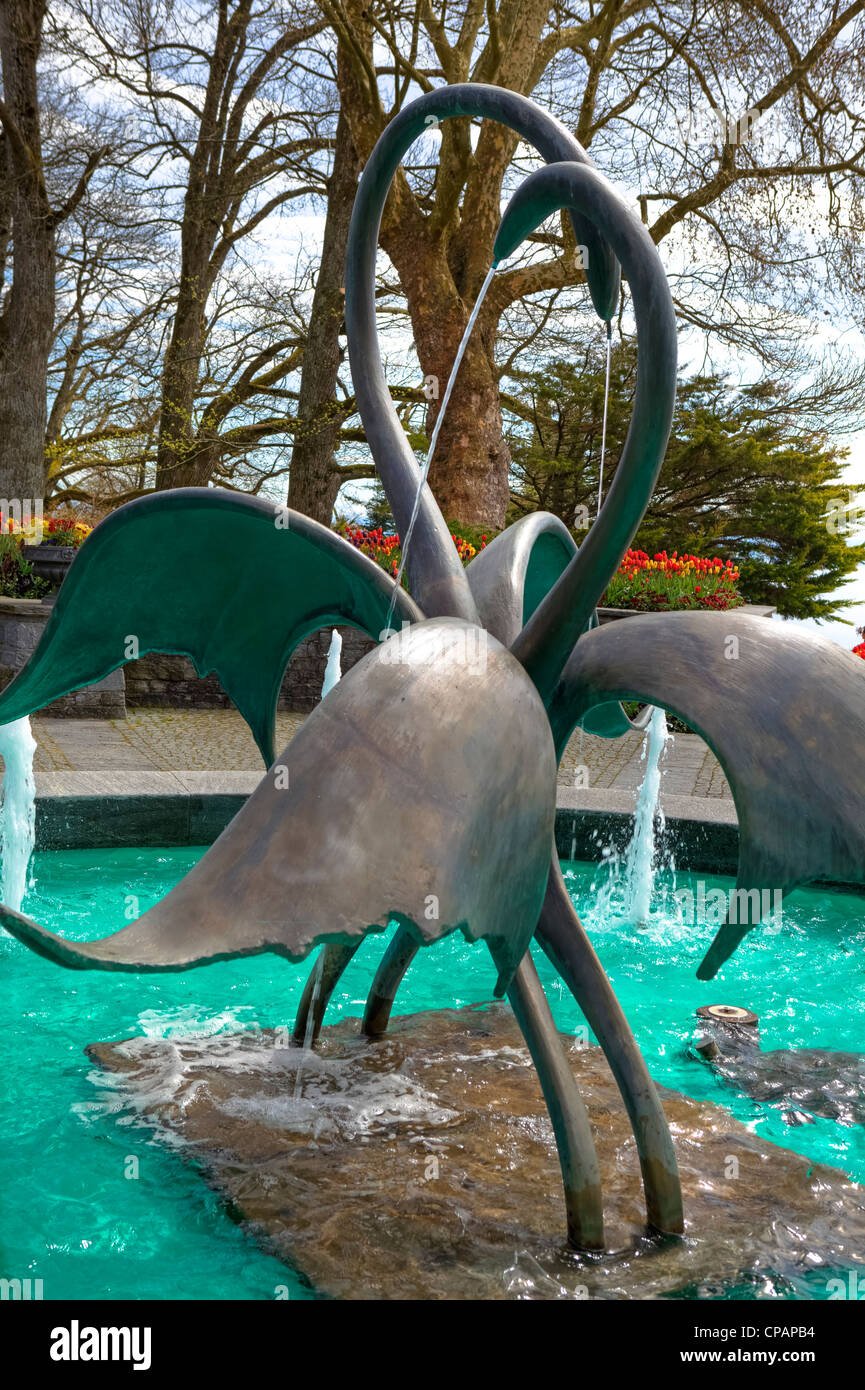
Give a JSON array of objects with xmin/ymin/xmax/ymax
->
[{"xmin": 293, "ymin": 950, "xmax": 326, "ymax": 1097}]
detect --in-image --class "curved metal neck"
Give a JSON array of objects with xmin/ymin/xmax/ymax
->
[
  {"xmin": 344, "ymin": 84, "xmax": 621, "ymax": 621},
  {"xmin": 502, "ymin": 163, "xmax": 678, "ymax": 702}
]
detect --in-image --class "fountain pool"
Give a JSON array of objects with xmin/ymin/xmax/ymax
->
[{"xmin": 2, "ymin": 844, "xmax": 864, "ymax": 1301}]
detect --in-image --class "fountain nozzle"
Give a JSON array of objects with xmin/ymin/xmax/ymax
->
[{"xmin": 694, "ymin": 1004, "xmax": 759, "ymax": 1060}]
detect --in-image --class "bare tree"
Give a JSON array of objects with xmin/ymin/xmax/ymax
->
[
  {"xmin": 0, "ymin": 0, "xmax": 107, "ymax": 503},
  {"xmin": 9, "ymin": 1, "xmax": 865, "ymax": 532},
  {"xmin": 327, "ymin": 0, "xmax": 865, "ymax": 529},
  {"xmin": 287, "ymin": 89, "xmax": 360, "ymax": 521},
  {"xmin": 70, "ymin": 1, "xmax": 330, "ymax": 488},
  {"xmin": 44, "ymin": 188, "xmax": 172, "ymax": 506}
]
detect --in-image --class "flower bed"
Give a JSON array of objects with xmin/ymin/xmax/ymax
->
[
  {"xmin": 337, "ymin": 523, "xmax": 482, "ymax": 579},
  {"xmin": 335, "ymin": 530, "xmax": 740, "ymax": 615},
  {"xmin": 5, "ymin": 516, "xmax": 92, "ymax": 547},
  {"xmin": 0, "ymin": 516, "xmax": 92, "ymax": 598},
  {"xmin": 0, "ymin": 538, "xmax": 48, "ymax": 599},
  {"xmin": 4, "ymin": 515, "xmax": 92, "ymax": 547},
  {"xmin": 39, "ymin": 517, "xmax": 92, "ymax": 547},
  {"xmin": 602, "ymin": 549, "xmax": 743, "ymax": 612}
]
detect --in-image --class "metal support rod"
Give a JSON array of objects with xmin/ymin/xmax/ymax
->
[
  {"xmin": 292, "ymin": 941, "xmax": 363, "ymax": 1045},
  {"xmin": 361, "ymin": 858, "xmax": 684, "ymax": 1236},
  {"xmin": 536, "ymin": 854, "xmax": 684, "ymax": 1235},
  {"xmin": 362, "ymin": 925, "xmax": 420, "ymax": 1036},
  {"xmin": 503, "ymin": 951, "xmax": 605, "ymax": 1250},
  {"xmin": 365, "ymin": 931, "xmax": 605, "ymax": 1247}
]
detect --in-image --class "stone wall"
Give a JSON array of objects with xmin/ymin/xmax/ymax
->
[
  {"xmin": 2, "ymin": 602, "xmax": 776, "ymax": 719},
  {"xmin": 124, "ymin": 625, "xmax": 377, "ymax": 713},
  {"xmin": 0, "ymin": 597, "xmax": 376, "ymax": 718},
  {"xmin": 0, "ymin": 597, "xmax": 126, "ymax": 718}
]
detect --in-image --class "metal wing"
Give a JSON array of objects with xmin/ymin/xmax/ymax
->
[
  {"xmin": 465, "ymin": 512, "xmax": 633, "ymax": 737},
  {"xmin": 546, "ymin": 609, "xmax": 865, "ymax": 977},
  {"xmin": 0, "ymin": 620, "xmax": 556, "ymax": 993},
  {"xmin": 0, "ymin": 489, "xmax": 421, "ymax": 764}
]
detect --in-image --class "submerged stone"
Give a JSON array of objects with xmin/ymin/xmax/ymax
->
[
  {"xmin": 693, "ymin": 1015, "xmax": 865, "ymax": 1127},
  {"xmin": 87, "ymin": 1004, "xmax": 865, "ymax": 1300}
]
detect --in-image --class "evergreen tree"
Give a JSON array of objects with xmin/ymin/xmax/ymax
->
[{"xmin": 507, "ymin": 348, "xmax": 864, "ymax": 620}]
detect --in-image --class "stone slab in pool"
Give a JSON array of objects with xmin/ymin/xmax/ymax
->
[{"xmin": 87, "ymin": 1004, "xmax": 865, "ymax": 1300}]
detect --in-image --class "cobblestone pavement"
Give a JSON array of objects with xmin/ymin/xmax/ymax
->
[
  {"xmin": 25, "ymin": 707, "xmax": 732, "ymax": 799},
  {"xmin": 30, "ymin": 709, "xmax": 306, "ymax": 774}
]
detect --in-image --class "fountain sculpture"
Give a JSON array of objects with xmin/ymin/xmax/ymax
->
[{"xmin": 1, "ymin": 84, "xmax": 864, "ymax": 1254}]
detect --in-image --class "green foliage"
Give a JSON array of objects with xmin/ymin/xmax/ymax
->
[
  {"xmin": 444, "ymin": 517, "xmax": 498, "ymax": 555},
  {"xmin": 506, "ymin": 346, "xmax": 865, "ymax": 621},
  {"xmin": 621, "ymin": 700, "xmax": 694, "ymax": 735},
  {"xmin": 0, "ymin": 537, "xmax": 50, "ymax": 600},
  {"xmin": 360, "ymin": 481, "xmax": 394, "ymax": 533}
]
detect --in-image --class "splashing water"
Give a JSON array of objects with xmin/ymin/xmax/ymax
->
[
  {"xmin": 596, "ymin": 707, "xmax": 672, "ymax": 928},
  {"xmin": 321, "ymin": 629, "xmax": 342, "ymax": 698},
  {"xmin": 5, "ymin": 847, "xmax": 865, "ymax": 1299},
  {"xmin": 384, "ymin": 263, "xmax": 498, "ymax": 633},
  {"xmin": 620, "ymin": 706, "xmax": 671, "ymax": 923},
  {"xmin": 0, "ymin": 716, "xmax": 37, "ymax": 911}
]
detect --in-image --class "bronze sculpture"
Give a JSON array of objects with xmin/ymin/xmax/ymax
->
[{"xmin": 1, "ymin": 85, "xmax": 863, "ymax": 1254}]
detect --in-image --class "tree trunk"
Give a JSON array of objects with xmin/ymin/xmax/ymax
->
[
  {"xmin": 423, "ymin": 332, "xmax": 510, "ymax": 529},
  {"xmin": 287, "ymin": 107, "xmax": 360, "ymax": 524},
  {"xmin": 334, "ymin": 5, "xmax": 517, "ymax": 533},
  {"xmin": 154, "ymin": 273, "xmax": 209, "ymax": 489},
  {"xmin": 390, "ymin": 242, "xmax": 510, "ymax": 529},
  {"xmin": 153, "ymin": 2, "xmax": 237, "ymax": 493},
  {"xmin": 0, "ymin": 0, "xmax": 54, "ymax": 509}
]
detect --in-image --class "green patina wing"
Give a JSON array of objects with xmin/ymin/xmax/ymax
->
[
  {"xmin": 464, "ymin": 512, "xmax": 633, "ymax": 739},
  {"xmin": 0, "ymin": 489, "xmax": 422, "ymax": 764}
]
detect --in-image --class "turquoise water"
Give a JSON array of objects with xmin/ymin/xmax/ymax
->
[{"xmin": 2, "ymin": 846, "xmax": 864, "ymax": 1300}]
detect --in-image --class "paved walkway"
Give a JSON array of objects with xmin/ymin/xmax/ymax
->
[
  {"xmin": 25, "ymin": 707, "xmax": 732, "ymax": 802},
  {"xmin": 31, "ymin": 709, "xmax": 306, "ymax": 774}
]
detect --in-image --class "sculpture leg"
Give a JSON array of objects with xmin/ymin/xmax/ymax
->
[
  {"xmin": 502, "ymin": 950, "xmax": 605, "ymax": 1250},
  {"xmin": 362, "ymin": 924, "xmax": 420, "ymax": 1036},
  {"xmin": 537, "ymin": 853, "xmax": 684, "ymax": 1235},
  {"xmin": 364, "ymin": 926, "xmax": 604, "ymax": 1247},
  {"xmin": 362, "ymin": 864, "xmax": 682, "ymax": 1233},
  {"xmin": 292, "ymin": 942, "xmax": 362, "ymax": 1045}
]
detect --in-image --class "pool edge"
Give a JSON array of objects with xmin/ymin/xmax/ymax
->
[{"xmin": 32, "ymin": 773, "xmax": 742, "ymax": 875}]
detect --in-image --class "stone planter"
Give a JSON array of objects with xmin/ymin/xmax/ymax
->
[
  {"xmin": 597, "ymin": 606, "xmax": 639, "ymax": 623},
  {"xmin": 21, "ymin": 543, "xmax": 78, "ymax": 595},
  {"xmin": 597, "ymin": 603, "xmax": 775, "ymax": 623}
]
